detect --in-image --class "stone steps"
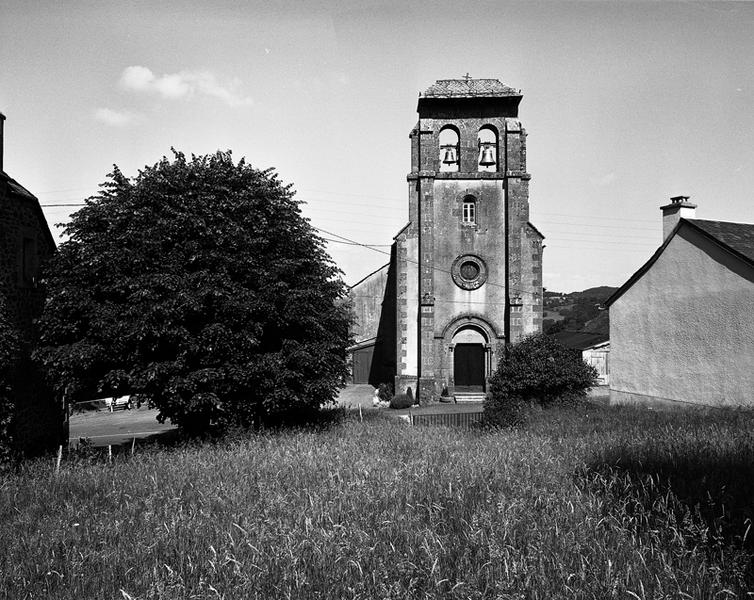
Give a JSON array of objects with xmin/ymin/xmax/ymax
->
[{"xmin": 454, "ymin": 393, "xmax": 487, "ymax": 403}]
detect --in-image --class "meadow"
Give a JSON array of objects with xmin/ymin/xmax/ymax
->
[{"xmin": 1, "ymin": 403, "xmax": 753, "ymax": 599}]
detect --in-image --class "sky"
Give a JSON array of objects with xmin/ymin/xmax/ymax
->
[{"xmin": 2, "ymin": 0, "xmax": 753, "ymax": 293}]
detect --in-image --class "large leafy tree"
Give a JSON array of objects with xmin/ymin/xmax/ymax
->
[{"xmin": 36, "ymin": 151, "xmax": 351, "ymax": 432}]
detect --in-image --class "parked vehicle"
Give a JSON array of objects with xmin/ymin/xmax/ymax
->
[{"xmin": 104, "ymin": 396, "xmax": 132, "ymax": 412}]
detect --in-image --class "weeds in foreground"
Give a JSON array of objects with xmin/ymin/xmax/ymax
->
[{"xmin": 0, "ymin": 405, "xmax": 752, "ymax": 598}]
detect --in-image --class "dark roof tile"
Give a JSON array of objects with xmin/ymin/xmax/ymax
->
[
  {"xmin": 1, "ymin": 170, "xmax": 57, "ymax": 249},
  {"xmin": 549, "ymin": 331, "xmax": 609, "ymax": 351},
  {"xmin": 686, "ymin": 219, "xmax": 754, "ymax": 263},
  {"xmin": 1, "ymin": 171, "xmax": 38, "ymax": 201},
  {"xmin": 421, "ymin": 78, "xmax": 521, "ymax": 98}
]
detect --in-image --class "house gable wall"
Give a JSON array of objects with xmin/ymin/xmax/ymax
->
[
  {"xmin": 0, "ymin": 177, "xmax": 63, "ymax": 454},
  {"xmin": 610, "ymin": 224, "xmax": 754, "ymax": 406},
  {"xmin": 0, "ymin": 187, "xmax": 55, "ymax": 338}
]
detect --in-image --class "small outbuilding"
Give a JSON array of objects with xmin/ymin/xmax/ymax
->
[
  {"xmin": 603, "ymin": 196, "xmax": 754, "ymax": 407},
  {"xmin": 582, "ymin": 340, "xmax": 610, "ymax": 386},
  {"xmin": 549, "ymin": 331, "xmax": 609, "ymax": 385}
]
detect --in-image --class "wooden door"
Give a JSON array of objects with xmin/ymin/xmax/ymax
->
[
  {"xmin": 352, "ymin": 345, "xmax": 374, "ymax": 384},
  {"xmin": 454, "ymin": 343, "xmax": 485, "ymax": 392}
]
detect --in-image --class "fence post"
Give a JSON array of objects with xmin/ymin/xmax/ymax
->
[{"xmin": 55, "ymin": 444, "xmax": 62, "ymax": 475}]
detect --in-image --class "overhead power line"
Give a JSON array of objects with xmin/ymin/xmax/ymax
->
[
  {"xmin": 313, "ymin": 226, "xmax": 544, "ymax": 298},
  {"xmin": 37, "ymin": 198, "xmax": 658, "ymax": 278},
  {"xmin": 320, "ymin": 237, "xmax": 392, "ymax": 247},
  {"xmin": 38, "ymin": 201, "xmax": 658, "ymax": 240}
]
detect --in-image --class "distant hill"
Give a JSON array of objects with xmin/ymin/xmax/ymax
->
[
  {"xmin": 570, "ymin": 286, "xmax": 617, "ymax": 299},
  {"xmin": 542, "ymin": 286, "xmax": 618, "ymax": 344}
]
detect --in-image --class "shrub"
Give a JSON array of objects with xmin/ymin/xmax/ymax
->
[
  {"xmin": 0, "ymin": 295, "xmax": 20, "ymax": 462},
  {"xmin": 440, "ymin": 385, "xmax": 452, "ymax": 403},
  {"xmin": 377, "ymin": 382, "xmax": 394, "ymax": 403},
  {"xmin": 389, "ymin": 393, "xmax": 414, "ymax": 409},
  {"xmin": 484, "ymin": 334, "xmax": 597, "ymax": 426}
]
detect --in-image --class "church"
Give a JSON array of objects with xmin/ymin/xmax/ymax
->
[{"xmin": 349, "ymin": 78, "xmax": 544, "ymax": 403}]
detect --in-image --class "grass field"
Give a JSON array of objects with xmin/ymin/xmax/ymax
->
[{"xmin": 1, "ymin": 403, "xmax": 753, "ymax": 599}]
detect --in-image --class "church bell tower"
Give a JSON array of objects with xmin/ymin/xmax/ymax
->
[{"xmin": 394, "ymin": 78, "xmax": 544, "ymax": 403}]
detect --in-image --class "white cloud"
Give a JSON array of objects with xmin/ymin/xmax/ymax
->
[
  {"xmin": 94, "ymin": 107, "xmax": 139, "ymax": 127},
  {"xmin": 118, "ymin": 65, "xmax": 253, "ymax": 107},
  {"xmin": 119, "ymin": 65, "xmax": 155, "ymax": 92}
]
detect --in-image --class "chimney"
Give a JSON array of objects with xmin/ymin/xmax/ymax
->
[
  {"xmin": 660, "ymin": 195, "xmax": 696, "ymax": 241},
  {"xmin": 0, "ymin": 112, "xmax": 5, "ymax": 173}
]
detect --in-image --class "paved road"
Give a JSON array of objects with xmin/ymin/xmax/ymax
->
[
  {"xmin": 69, "ymin": 385, "xmax": 609, "ymax": 447},
  {"xmin": 67, "ymin": 386, "xmax": 374, "ymax": 447},
  {"xmin": 336, "ymin": 384, "xmax": 377, "ymax": 409},
  {"xmin": 69, "ymin": 406, "xmax": 176, "ymax": 447}
]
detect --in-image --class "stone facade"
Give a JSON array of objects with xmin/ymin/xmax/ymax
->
[
  {"xmin": 0, "ymin": 113, "xmax": 64, "ymax": 454},
  {"xmin": 349, "ymin": 79, "xmax": 544, "ymax": 402}
]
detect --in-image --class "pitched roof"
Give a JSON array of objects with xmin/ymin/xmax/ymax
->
[
  {"xmin": 349, "ymin": 262, "xmax": 390, "ymax": 290},
  {"xmin": 392, "ymin": 222, "xmax": 410, "ymax": 240},
  {"xmin": 1, "ymin": 170, "xmax": 57, "ymax": 249},
  {"xmin": 603, "ymin": 217, "xmax": 754, "ymax": 308},
  {"xmin": 527, "ymin": 221, "xmax": 545, "ymax": 239},
  {"xmin": 686, "ymin": 219, "xmax": 754, "ymax": 263},
  {"xmin": 421, "ymin": 78, "xmax": 521, "ymax": 99},
  {"xmin": 1, "ymin": 170, "xmax": 37, "ymax": 201},
  {"xmin": 550, "ymin": 331, "xmax": 609, "ymax": 351}
]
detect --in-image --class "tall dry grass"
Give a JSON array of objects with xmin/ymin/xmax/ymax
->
[{"xmin": 1, "ymin": 404, "xmax": 752, "ymax": 599}]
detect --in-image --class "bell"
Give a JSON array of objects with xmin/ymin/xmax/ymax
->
[
  {"xmin": 442, "ymin": 146, "xmax": 457, "ymax": 165},
  {"xmin": 479, "ymin": 145, "xmax": 496, "ymax": 167}
]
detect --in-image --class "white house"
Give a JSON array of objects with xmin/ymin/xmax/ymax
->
[{"xmin": 604, "ymin": 196, "xmax": 754, "ymax": 407}]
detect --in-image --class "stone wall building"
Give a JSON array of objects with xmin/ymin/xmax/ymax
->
[
  {"xmin": 0, "ymin": 113, "xmax": 64, "ymax": 454},
  {"xmin": 350, "ymin": 78, "xmax": 544, "ymax": 402}
]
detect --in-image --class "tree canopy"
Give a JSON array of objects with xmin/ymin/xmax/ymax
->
[{"xmin": 36, "ymin": 150, "xmax": 352, "ymax": 431}]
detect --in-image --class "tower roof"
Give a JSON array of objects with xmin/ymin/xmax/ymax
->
[{"xmin": 420, "ymin": 78, "xmax": 522, "ymax": 99}]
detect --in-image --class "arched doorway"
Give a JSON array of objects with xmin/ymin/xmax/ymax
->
[{"xmin": 452, "ymin": 326, "xmax": 488, "ymax": 393}]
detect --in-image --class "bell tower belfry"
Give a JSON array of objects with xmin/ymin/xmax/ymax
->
[{"xmin": 394, "ymin": 78, "xmax": 544, "ymax": 403}]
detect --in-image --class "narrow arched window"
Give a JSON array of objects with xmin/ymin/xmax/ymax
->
[
  {"xmin": 439, "ymin": 126, "xmax": 459, "ymax": 172},
  {"xmin": 462, "ymin": 195, "xmax": 476, "ymax": 224},
  {"xmin": 477, "ymin": 126, "xmax": 498, "ymax": 172}
]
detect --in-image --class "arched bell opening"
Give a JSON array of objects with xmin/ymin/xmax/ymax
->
[
  {"xmin": 477, "ymin": 125, "xmax": 498, "ymax": 172},
  {"xmin": 438, "ymin": 126, "xmax": 460, "ymax": 172},
  {"xmin": 450, "ymin": 325, "xmax": 490, "ymax": 393}
]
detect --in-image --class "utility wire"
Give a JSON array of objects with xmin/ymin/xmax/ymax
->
[
  {"xmin": 38, "ymin": 189, "xmax": 660, "ymax": 224},
  {"xmin": 35, "ymin": 201, "xmax": 652, "ymax": 287},
  {"xmin": 314, "ymin": 226, "xmax": 543, "ymax": 298},
  {"xmin": 38, "ymin": 198, "xmax": 659, "ymax": 283}
]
